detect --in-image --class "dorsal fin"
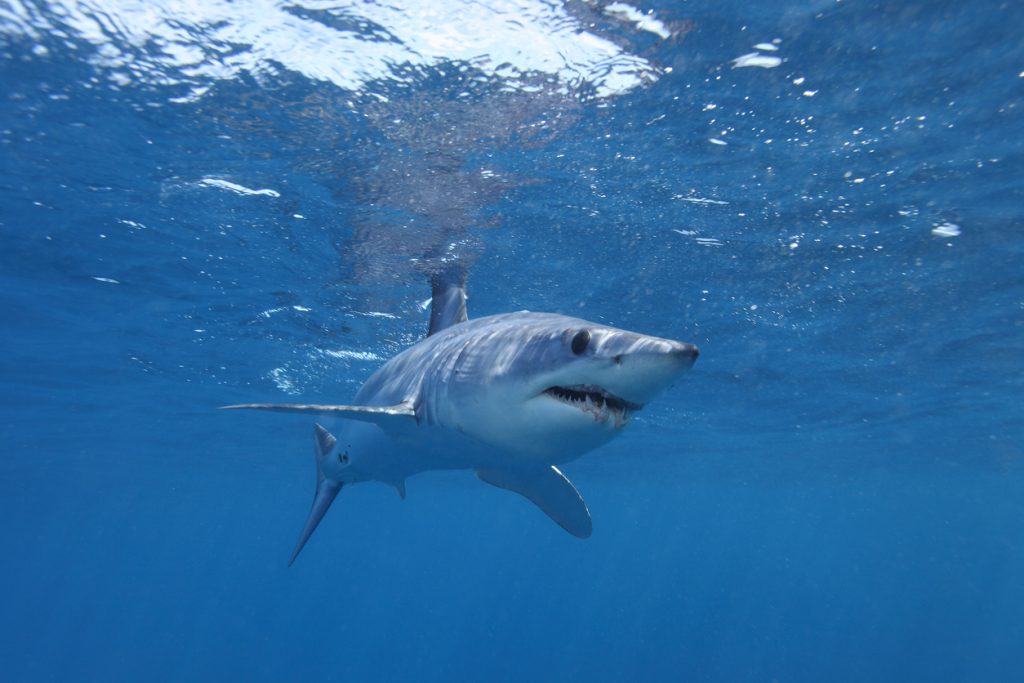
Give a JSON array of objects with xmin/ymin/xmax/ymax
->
[{"xmin": 428, "ymin": 265, "xmax": 468, "ymax": 336}]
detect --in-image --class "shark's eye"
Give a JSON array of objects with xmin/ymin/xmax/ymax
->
[
  {"xmin": 339, "ymin": 452, "xmax": 350, "ymax": 464},
  {"xmin": 571, "ymin": 330, "xmax": 591, "ymax": 355}
]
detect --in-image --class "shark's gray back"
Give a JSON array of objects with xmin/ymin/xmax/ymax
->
[{"xmin": 354, "ymin": 311, "xmax": 587, "ymax": 420}]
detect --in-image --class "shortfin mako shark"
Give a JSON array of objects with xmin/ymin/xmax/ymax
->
[{"xmin": 223, "ymin": 268, "xmax": 698, "ymax": 564}]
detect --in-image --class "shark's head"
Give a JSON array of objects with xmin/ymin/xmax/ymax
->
[{"xmin": 447, "ymin": 312, "xmax": 698, "ymax": 459}]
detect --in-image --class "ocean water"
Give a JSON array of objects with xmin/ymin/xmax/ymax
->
[{"xmin": 1, "ymin": 1, "xmax": 1022, "ymax": 680}]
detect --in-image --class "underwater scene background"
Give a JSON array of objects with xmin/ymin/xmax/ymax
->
[{"xmin": 1, "ymin": 1, "xmax": 1022, "ymax": 680}]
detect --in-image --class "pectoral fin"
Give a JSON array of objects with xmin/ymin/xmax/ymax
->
[
  {"xmin": 220, "ymin": 402, "xmax": 417, "ymax": 426},
  {"xmin": 477, "ymin": 466, "xmax": 592, "ymax": 538}
]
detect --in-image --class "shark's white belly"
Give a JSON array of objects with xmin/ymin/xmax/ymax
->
[{"xmin": 338, "ymin": 416, "xmax": 582, "ymax": 484}]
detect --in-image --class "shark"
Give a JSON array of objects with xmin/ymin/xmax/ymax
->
[{"xmin": 223, "ymin": 269, "xmax": 698, "ymax": 564}]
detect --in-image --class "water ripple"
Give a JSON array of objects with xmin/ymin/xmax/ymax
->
[{"xmin": 2, "ymin": 0, "xmax": 678, "ymax": 99}]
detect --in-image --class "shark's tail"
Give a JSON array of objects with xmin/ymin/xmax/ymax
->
[{"xmin": 289, "ymin": 424, "xmax": 343, "ymax": 566}]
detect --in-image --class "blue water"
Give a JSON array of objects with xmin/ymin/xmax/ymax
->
[{"xmin": 2, "ymin": 1, "xmax": 1022, "ymax": 680}]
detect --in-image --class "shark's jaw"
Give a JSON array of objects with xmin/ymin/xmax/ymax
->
[
  {"xmin": 543, "ymin": 384, "xmax": 642, "ymax": 428},
  {"xmin": 435, "ymin": 316, "xmax": 699, "ymax": 460}
]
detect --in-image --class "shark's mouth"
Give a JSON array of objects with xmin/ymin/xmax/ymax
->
[{"xmin": 544, "ymin": 384, "xmax": 642, "ymax": 427}]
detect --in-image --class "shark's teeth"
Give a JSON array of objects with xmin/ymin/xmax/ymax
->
[{"xmin": 544, "ymin": 385, "xmax": 640, "ymax": 426}]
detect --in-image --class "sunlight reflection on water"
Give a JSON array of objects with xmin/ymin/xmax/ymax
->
[{"xmin": 1, "ymin": 0, "xmax": 683, "ymax": 99}]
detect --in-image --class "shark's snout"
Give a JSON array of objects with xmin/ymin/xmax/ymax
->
[
  {"xmin": 627, "ymin": 337, "xmax": 699, "ymax": 368},
  {"xmin": 671, "ymin": 342, "xmax": 700, "ymax": 368}
]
